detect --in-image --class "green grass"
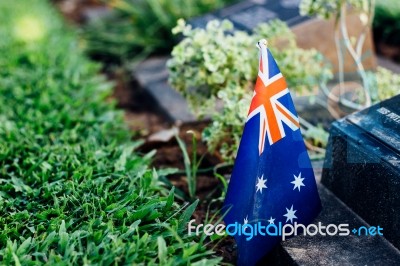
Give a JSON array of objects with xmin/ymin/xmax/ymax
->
[{"xmin": 0, "ymin": 0, "xmax": 220, "ymax": 265}]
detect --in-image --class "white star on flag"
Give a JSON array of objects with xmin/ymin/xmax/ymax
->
[
  {"xmin": 283, "ymin": 205, "xmax": 297, "ymax": 223},
  {"xmin": 267, "ymin": 217, "xmax": 275, "ymax": 224},
  {"xmin": 243, "ymin": 216, "xmax": 250, "ymax": 232},
  {"xmin": 255, "ymin": 175, "xmax": 267, "ymax": 193},
  {"xmin": 291, "ymin": 172, "xmax": 305, "ymax": 191}
]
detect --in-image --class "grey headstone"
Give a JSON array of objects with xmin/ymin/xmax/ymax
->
[{"xmin": 134, "ymin": 57, "xmax": 196, "ymax": 123}]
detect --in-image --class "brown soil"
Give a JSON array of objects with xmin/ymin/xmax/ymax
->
[
  {"xmin": 112, "ymin": 68, "xmax": 237, "ymax": 263},
  {"xmin": 376, "ymin": 42, "xmax": 400, "ymax": 63},
  {"xmin": 110, "ymin": 69, "xmax": 170, "ymax": 135}
]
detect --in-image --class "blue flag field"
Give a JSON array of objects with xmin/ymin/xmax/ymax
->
[{"xmin": 223, "ymin": 39, "xmax": 322, "ymax": 265}]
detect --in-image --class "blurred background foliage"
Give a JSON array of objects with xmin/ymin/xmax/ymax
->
[
  {"xmin": 83, "ymin": 0, "xmax": 237, "ymax": 65},
  {"xmin": 373, "ymin": 0, "xmax": 400, "ymax": 60},
  {"xmin": 374, "ymin": 0, "xmax": 400, "ymax": 46}
]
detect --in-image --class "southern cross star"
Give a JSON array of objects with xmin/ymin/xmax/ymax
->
[
  {"xmin": 283, "ymin": 205, "xmax": 297, "ymax": 223},
  {"xmin": 291, "ymin": 172, "xmax": 305, "ymax": 192},
  {"xmin": 267, "ymin": 216, "xmax": 275, "ymax": 224},
  {"xmin": 255, "ymin": 175, "xmax": 267, "ymax": 193}
]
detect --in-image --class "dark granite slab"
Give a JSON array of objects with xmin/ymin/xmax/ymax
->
[
  {"xmin": 322, "ymin": 95, "xmax": 400, "ymax": 250},
  {"xmin": 347, "ymin": 96, "xmax": 400, "ymax": 153}
]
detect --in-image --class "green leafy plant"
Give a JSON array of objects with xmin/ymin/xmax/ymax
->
[
  {"xmin": 0, "ymin": 0, "xmax": 221, "ymax": 264},
  {"xmin": 299, "ymin": 0, "xmax": 372, "ymax": 20},
  {"xmin": 83, "ymin": 0, "xmax": 236, "ymax": 64},
  {"xmin": 175, "ymin": 131, "xmax": 205, "ymax": 200},
  {"xmin": 168, "ymin": 19, "xmax": 332, "ymax": 162},
  {"xmin": 374, "ymin": 66, "xmax": 400, "ymax": 101}
]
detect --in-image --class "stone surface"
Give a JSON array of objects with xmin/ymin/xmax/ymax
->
[
  {"xmin": 322, "ymin": 95, "xmax": 400, "ymax": 250},
  {"xmin": 377, "ymin": 56, "xmax": 400, "ymax": 74},
  {"xmin": 263, "ymin": 185, "xmax": 400, "ymax": 265},
  {"xmin": 133, "ymin": 56, "xmax": 195, "ymax": 123},
  {"xmin": 147, "ymin": 127, "xmax": 178, "ymax": 143},
  {"xmin": 81, "ymin": 6, "xmax": 111, "ymax": 23}
]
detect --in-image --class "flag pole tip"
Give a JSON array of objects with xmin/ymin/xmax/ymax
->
[{"xmin": 256, "ymin": 39, "xmax": 268, "ymax": 49}]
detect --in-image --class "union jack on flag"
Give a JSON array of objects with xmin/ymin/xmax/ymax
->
[
  {"xmin": 248, "ymin": 40, "xmax": 300, "ymax": 154},
  {"xmin": 223, "ymin": 39, "xmax": 321, "ymax": 265}
]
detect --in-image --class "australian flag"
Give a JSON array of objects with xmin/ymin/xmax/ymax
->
[{"xmin": 223, "ymin": 39, "xmax": 321, "ymax": 265}]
